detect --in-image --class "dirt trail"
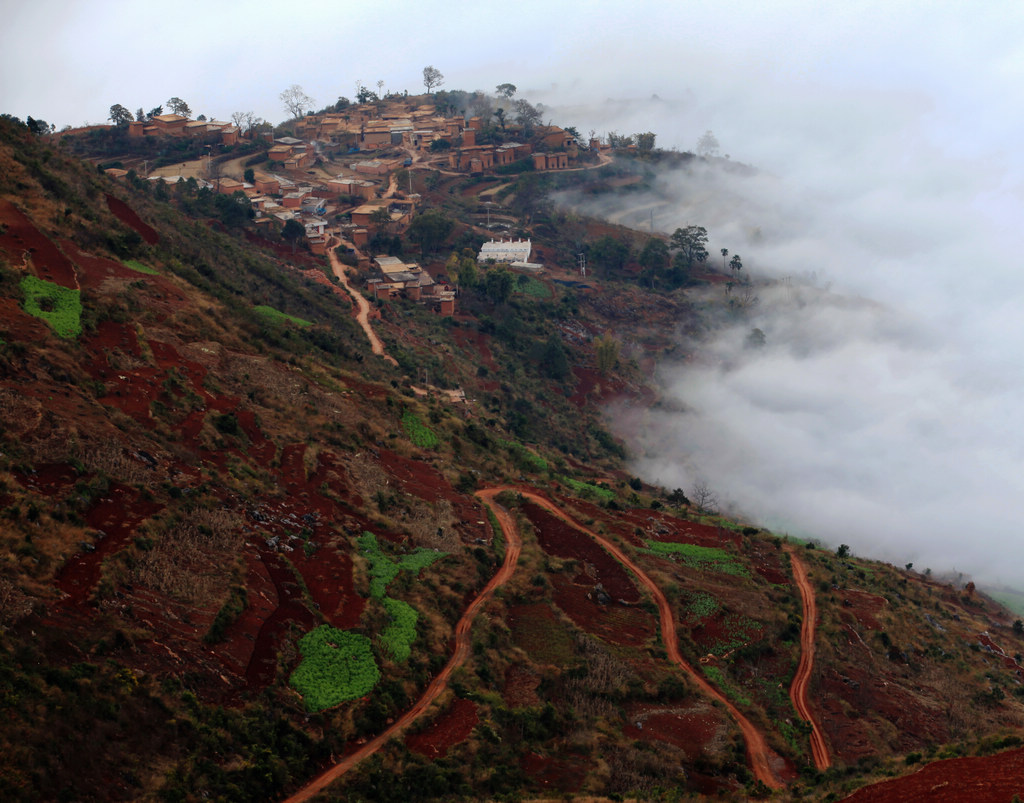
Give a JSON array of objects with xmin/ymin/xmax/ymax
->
[
  {"xmin": 785, "ymin": 545, "xmax": 832, "ymax": 770},
  {"xmin": 516, "ymin": 490, "xmax": 785, "ymax": 790},
  {"xmin": 281, "ymin": 489, "xmax": 521, "ymax": 803},
  {"xmin": 326, "ymin": 238, "xmax": 397, "ymax": 366}
]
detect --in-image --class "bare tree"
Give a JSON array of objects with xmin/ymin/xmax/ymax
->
[
  {"xmin": 280, "ymin": 84, "xmax": 315, "ymax": 119},
  {"xmin": 231, "ymin": 110, "xmax": 263, "ymax": 134},
  {"xmin": 422, "ymin": 65, "xmax": 444, "ymax": 94},
  {"xmin": 691, "ymin": 480, "xmax": 719, "ymax": 515}
]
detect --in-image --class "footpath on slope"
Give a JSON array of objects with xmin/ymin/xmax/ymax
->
[
  {"xmin": 516, "ymin": 490, "xmax": 786, "ymax": 790},
  {"xmin": 281, "ymin": 489, "xmax": 521, "ymax": 803},
  {"xmin": 326, "ymin": 238, "xmax": 398, "ymax": 366},
  {"xmin": 785, "ymin": 545, "xmax": 832, "ymax": 770}
]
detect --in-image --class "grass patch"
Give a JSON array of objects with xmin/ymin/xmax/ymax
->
[
  {"xmin": 123, "ymin": 259, "xmax": 160, "ymax": 275},
  {"xmin": 644, "ymin": 541, "xmax": 750, "ymax": 577},
  {"xmin": 402, "ymin": 411, "xmax": 439, "ymax": 449},
  {"xmin": 702, "ymin": 664, "xmax": 752, "ymax": 708},
  {"xmin": 558, "ymin": 475, "xmax": 615, "ymax": 502},
  {"xmin": 289, "ymin": 626, "xmax": 381, "ymax": 712},
  {"xmin": 254, "ymin": 304, "xmax": 313, "ymax": 327},
  {"xmin": 498, "ymin": 439, "xmax": 548, "ymax": 472},
  {"xmin": 515, "ymin": 276, "xmax": 551, "ymax": 298},
  {"xmin": 20, "ymin": 275, "xmax": 82, "ymax": 338},
  {"xmin": 381, "ymin": 598, "xmax": 419, "ymax": 662}
]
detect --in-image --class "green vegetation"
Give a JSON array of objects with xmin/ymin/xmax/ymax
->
[
  {"xmin": 402, "ymin": 410, "xmax": 439, "ymax": 449},
  {"xmin": 702, "ymin": 664, "xmax": 752, "ymax": 708},
  {"xmin": 204, "ymin": 585, "xmax": 247, "ymax": 644},
  {"xmin": 254, "ymin": 304, "xmax": 314, "ymax": 327},
  {"xmin": 356, "ymin": 532, "xmax": 446, "ymax": 599},
  {"xmin": 289, "ymin": 626, "xmax": 381, "ymax": 712},
  {"xmin": 558, "ymin": 475, "xmax": 615, "ymax": 502},
  {"xmin": 123, "ymin": 259, "xmax": 160, "ymax": 275},
  {"xmin": 515, "ymin": 276, "xmax": 551, "ymax": 298},
  {"xmin": 20, "ymin": 275, "xmax": 82, "ymax": 338},
  {"xmin": 498, "ymin": 438, "xmax": 548, "ymax": 472},
  {"xmin": 381, "ymin": 598, "xmax": 419, "ymax": 662},
  {"xmin": 644, "ymin": 540, "xmax": 750, "ymax": 577},
  {"xmin": 683, "ymin": 591, "xmax": 720, "ymax": 622}
]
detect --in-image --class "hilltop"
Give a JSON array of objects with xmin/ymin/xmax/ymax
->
[{"xmin": 1, "ymin": 97, "xmax": 1024, "ymax": 803}]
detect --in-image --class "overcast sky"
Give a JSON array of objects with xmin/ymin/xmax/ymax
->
[{"xmin": 5, "ymin": 2, "xmax": 1024, "ymax": 584}]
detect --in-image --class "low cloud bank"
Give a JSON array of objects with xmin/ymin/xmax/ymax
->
[{"xmin": 548, "ymin": 69, "xmax": 1024, "ymax": 586}]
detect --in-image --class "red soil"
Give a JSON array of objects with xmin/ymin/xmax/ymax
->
[
  {"xmin": 53, "ymin": 482, "xmax": 163, "ymax": 606},
  {"xmin": 550, "ymin": 573, "xmax": 654, "ymax": 646},
  {"xmin": 502, "ymin": 664, "xmax": 542, "ymax": 708},
  {"xmin": 519, "ymin": 751, "xmax": 588, "ymax": 794},
  {"xmin": 405, "ymin": 698, "xmax": 478, "ymax": 757},
  {"xmin": 623, "ymin": 702, "xmax": 724, "ymax": 756},
  {"xmin": 0, "ymin": 199, "xmax": 79, "ymax": 287},
  {"xmin": 523, "ymin": 500, "xmax": 641, "ymax": 603},
  {"xmin": 842, "ymin": 747, "xmax": 1024, "ymax": 803},
  {"xmin": 106, "ymin": 194, "xmax": 159, "ymax": 244}
]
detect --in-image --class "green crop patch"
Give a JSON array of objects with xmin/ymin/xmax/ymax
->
[
  {"xmin": 381, "ymin": 598, "xmax": 419, "ymax": 662},
  {"xmin": 499, "ymin": 439, "xmax": 548, "ymax": 472},
  {"xmin": 20, "ymin": 275, "xmax": 82, "ymax": 338},
  {"xmin": 644, "ymin": 541, "xmax": 750, "ymax": 577},
  {"xmin": 289, "ymin": 626, "xmax": 381, "ymax": 712},
  {"xmin": 254, "ymin": 304, "xmax": 313, "ymax": 327},
  {"xmin": 558, "ymin": 475, "xmax": 615, "ymax": 502},
  {"xmin": 357, "ymin": 532, "xmax": 446, "ymax": 598},
  {"xmin": 401, "ymin": 411, "xmax": 439, "ymax": 449},
  {"xmin": 123, "ymin": 259, "xmax": 160, "ymax": 275}
]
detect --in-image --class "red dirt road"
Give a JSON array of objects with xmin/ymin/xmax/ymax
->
[
  {"xmin": 281, "ymin": 488, "xmax": 521, "ymax": 803},
  {"xmin": 326, "ymin": 238, "xmax": 398, "ymax": 366},
  {"xmin": 786, "ymin": 545, "xmax": 832, "ymax": 770},
  {"xmin": 517, "ymin": 490, "xmax": 785, "ymax": 790}
]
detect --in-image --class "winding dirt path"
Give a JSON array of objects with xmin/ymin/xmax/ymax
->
[
  {"xmin": 326, "ymin": 238, "xmax": 397, "ymax": 366},
  {"xmin": 785, "ymin": 545, "xmax": 831, "ymax": 770},
  {"xmin": 516, "ymin": 489, "xmax": 785, "ymax": 790},
  {"xmin": 282, "ymin": 489, "xmax": 521, "ymax": 803}
]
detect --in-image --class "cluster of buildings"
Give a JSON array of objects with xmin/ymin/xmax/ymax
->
[
  {"xmin": 127, "ymin": 114, "xmax": 241, "ymax": 145},
  {"xmin": 366, "ymin": 256, "xmax": 456, "ymax": 315}
]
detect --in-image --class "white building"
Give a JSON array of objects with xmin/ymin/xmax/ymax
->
[{"xmin": 478, "ymin": 238, "xmax": 532, "ymax": 264}]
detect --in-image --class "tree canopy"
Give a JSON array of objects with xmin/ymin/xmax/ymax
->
[
  {"xmin": 166, "ymin": 97, "xmax": 191, "ymax": 117},
  {"xmin": 422, "ymin": 66, "xmax": 444, "ymax": 94},
  {"xmin": 496, "ymin": 83, "xmax": 517, "ymax": 99},
  {"xmin": 108, "ymin": 104, "xmax": 133, "ymax": 127},
  {"xmin": 407, "ymin": 209, "xmax": 453, "ymax": 256},
  {"xmin": 280, "ymin": 84, "xmax": 315, "ymax": 119}
]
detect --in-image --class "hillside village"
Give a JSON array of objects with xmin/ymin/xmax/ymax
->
[{"xmin": 90, "ymin": 91, "xmax": 607, "ymax": 318}]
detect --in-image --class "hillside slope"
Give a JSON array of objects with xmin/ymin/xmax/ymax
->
[{"xmin": 1, "ymin": 116, "xmax": 1023, "ymax": 802}]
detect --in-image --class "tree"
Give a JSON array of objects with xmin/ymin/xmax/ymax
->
[
  {"xmin": 588, "ymin": 235, "xmax": 630, "ymax": 274},
  {"xmin": 456, "ymin": 256, "xmax": 478, "ymax": 289},
  {"xmin": 696, "ymin": 129, "xmax": 720, "ymax": 157},
  {"xmin": 496, "ymin": 83, "xmax": 517, "ymax": 99},
  {"xmin": 492, "ymin": 108, "xmax": 506, "ymax": 131},
  {"xmin": 166, "ymin": 97, "xmax": 191, "ymax": 117},
  {"xmin": 135, "ymin": 107, "xmax": 146, "ymax": 122},
  {"xmin": 638, "ymin": 238, "xmax": 669, "ymax": 272},
  {"xmin": 108, "ymin": 104, "xmax": 133, "ymax": 127},
  {"xmin": 837, "ymin": 544, "xmax": 850, "ymax": 558},
  {"xmin": 243, "ymin": 168, "xmax": 255, "ymax": 184},
  {"xmin": 407, "ymin": 209, "xmax": 453, "ymax": 256},
  {"xmin": 539, "ymin": 333, "xmax": 570, "ymax": 380},
  {"xmin": 282, "ymin": 218, "xmax": 305, "ymax": 253},
  {"xmin": 670, "ymin": 225, "xmax": 709, "ymax": 271},
  {"xmin": 483, "ymin": 267, "xmax": 515, "ymax": 304},
  {"xmin": 720, "ymin": 248, "xmax": 729, "ymax": 270},
  {"xmin": 691, "ymin": 481, "xmax": 718, "ymax": 515},
  {"xmin": 594, "ymin": 334, "xmax": 620, "ymax": 375},
  {"xmin": 232, "ymin": 111, "xmax": 263, "ymax": 133},
  {"xmin": 729, "ymin": 254, "xmax": 743, "ymax": 275},
  {"xmin": 635, "ymin": 131, "xmax": 657, "ymax": 154},
  {"xmin": 280, "ymin": 84, "xmax": 314, "ymax": 119},
  {"xmin": 147, "ymin": 106, "xmax": 163, "ymax": 120},
  {"xmin": 513, "ymin": 98, "xmax": 543, "ymax": 130},
  {"xmin": 422, "ymin": 65, "xmax": 444, "ymax": 94},
  {"xmin": 369, "ymin": 206, "xmax": 392, "ymax": 233}
]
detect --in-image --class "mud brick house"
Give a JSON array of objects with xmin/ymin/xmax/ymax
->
[
  {"xmin": 253, "ymin": 175, "xmax": 280, "ymax": 195},
  {"xmin": 150, "ymin": 114, "xmax": 189, "ymax": 136},
  {"xmin": 533, "ymin": 152, "xmax": 569, "ymax": 170}
]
